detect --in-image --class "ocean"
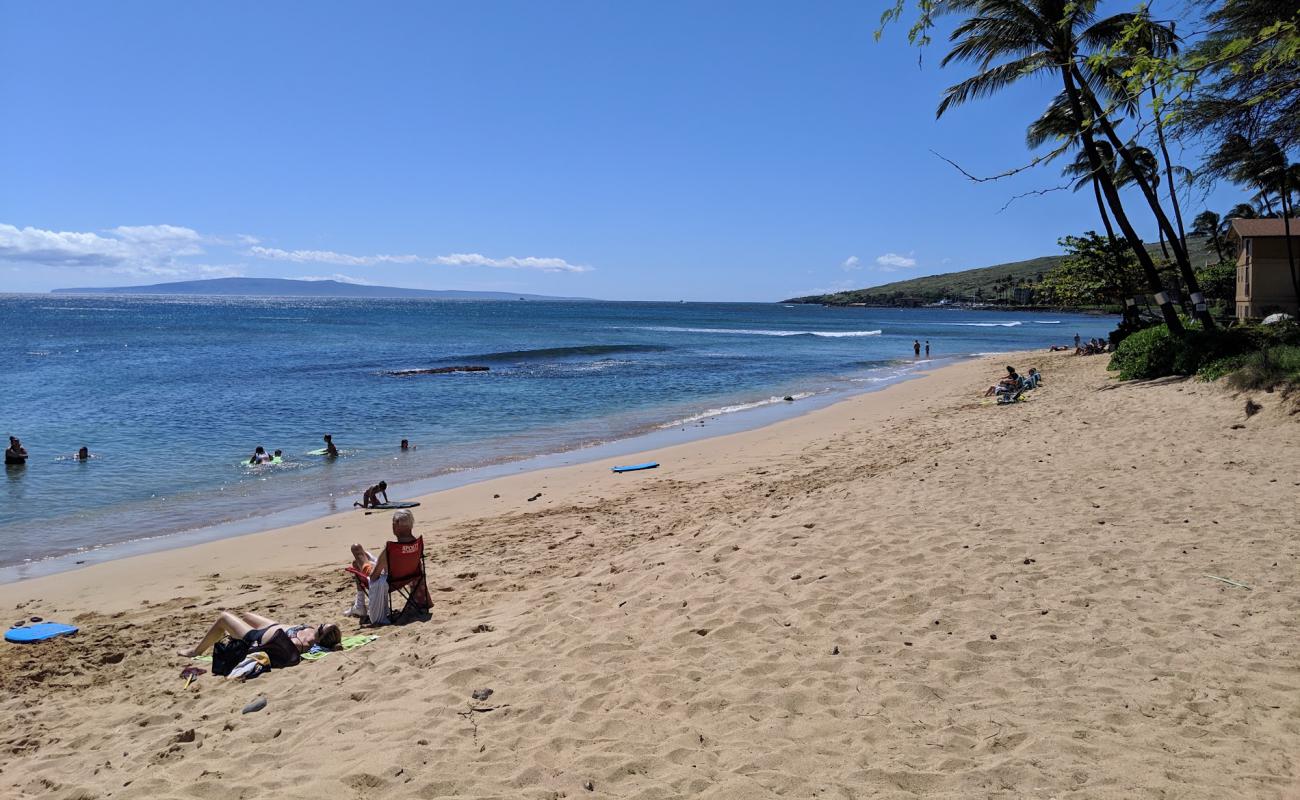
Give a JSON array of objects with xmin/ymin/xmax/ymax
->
[{"xmin": 0, "ymin": 295, "xmax": 1114, "ymax": 578}]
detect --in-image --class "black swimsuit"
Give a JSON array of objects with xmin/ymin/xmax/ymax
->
[{"xmin": 243, "ymin": 626, "xmax": 270, "ymax": 646}]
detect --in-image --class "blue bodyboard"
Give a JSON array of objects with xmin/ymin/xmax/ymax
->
[
  {"xmin": 611, "ymin": 462, "xmax": 659, "ymax": 473},
  {"xmin": 5, "ymin": 622, "xmax": 79, "ymax": 643}
]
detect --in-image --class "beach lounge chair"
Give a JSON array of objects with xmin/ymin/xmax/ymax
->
[
  {"xmin": 996, "ymin": 387, "xmax": 1024, "ymax": 404},
  {"xmin": 344, "ymin": 537, "xmax": 431, "ymax": 622}
]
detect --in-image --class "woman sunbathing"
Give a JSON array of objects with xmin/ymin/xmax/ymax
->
[{"xmin": 177, "ymin": 610, "xmax": 341, "ymax": 657}]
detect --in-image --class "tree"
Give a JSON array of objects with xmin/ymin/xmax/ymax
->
[
  {"xmin": 1206, "ymin": 134, "xmax": 1300, "ymax": 305},
  {"xmin": 1192, "ymin": 210, "xmax": 1227, "ymax": 261},
  {"xmin": 1039, "ymin": 231, "xmax": 1143, "ymax": 307},
  {"xmin": 934, "ymin": 0, "xmax": 1185, "ymax": 333},
  {"xmin": 1184, "ymin": 1, "xmax": 1300, "ymax": 151}
]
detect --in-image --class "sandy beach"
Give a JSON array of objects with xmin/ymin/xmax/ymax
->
[{"xmin": 2, "ymin": 352, "xmax": 1298, "ymax": 799}]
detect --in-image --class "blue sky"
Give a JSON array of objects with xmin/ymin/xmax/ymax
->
[{"xmin": 0, "ymin": 1, "xmax": 1239, "ymax": 300}]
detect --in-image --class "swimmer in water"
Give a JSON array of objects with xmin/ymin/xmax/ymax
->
[
  {"xmin": 5, "ymin": 437, "xmax": 28, "ymax": 466},
  {"xmin": 75, "ymin": 446, "xmax": 91, "ymax": 461},
  {"xmin": 354, "ymin": 481, "xmax": 389, "ymax": 509},
  {"xmin": 323, "ymin": 434, "xmax": 339, "ymax": 458},
  {"xmin": 249, "ymin": 445, "xmax": 272, "ymax": 465},
  {"xmin": 272, "ymin": 449, "xmax": 283, "ymax": 463}
]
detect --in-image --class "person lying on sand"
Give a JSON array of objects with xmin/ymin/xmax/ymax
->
[
  {"xmin": 177, "ymin": 610, "xmax": 341, "ymax": 657},
  {"xmin": 1049, "ymin": 344, "xmax": 1070, "ymax": 352},
  {"xmin": 353, "ymin": 480, "xmax": 389, "ymax": 508}
]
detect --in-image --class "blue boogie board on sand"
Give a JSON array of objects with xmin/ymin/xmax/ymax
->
[
  {"xmin": 5, "ymin": 622, "xmax": 78, "ymax": 643},
  {"xmin": 370, "ymin": 501, "xmax": 420, "ymax": 509},
  {"xmin": 611, "ymin": 462, "xmax": 659, "ymax": 473}
]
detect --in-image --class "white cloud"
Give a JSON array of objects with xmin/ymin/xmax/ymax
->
[
  {"xmin": 300, "ymin": 273, "xmax": 375, "ymax": 285},
  {"xmin": 875, "ymin": 252, "xmax": 918, "ymax": 271},
  {"xmin": 1, "ymin": 221, "xmax": 593, "ymax": 287},
  {"xmin": 840, "ymin": 255, "xmax": 861, "ymax": 271},
  {"xmin": 248, "ymin": 246, "xmax": 591, "ymax": 273}
]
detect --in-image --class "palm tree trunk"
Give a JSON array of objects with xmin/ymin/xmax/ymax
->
[
  {"xmin": 1073, "ymin": 70, "xmax": 1213, "ymax": 329},
  {"xmin": 1152, "ymin": 86, "xmax": 1189, "ymax": 253},
  {"xmin": 1091, "ymin": 178, "xmax": 1134, "ymax": 312},
  {"xmin": 1280, "ymin": 185, "xmax": 1300, "ymax": 309},
  {"xmin": 1060, "ymin": 68, "xmax": 1183, "ymax": 334}
]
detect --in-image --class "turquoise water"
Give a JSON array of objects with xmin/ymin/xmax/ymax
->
[{"xmin": 0, "ymin": 295, "xmax": 1114, "ymax": 572}]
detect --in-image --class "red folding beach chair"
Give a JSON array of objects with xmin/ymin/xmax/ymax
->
[{"xmin": 344, "ymin": 537, "xmax": 431, "ymax": 620}]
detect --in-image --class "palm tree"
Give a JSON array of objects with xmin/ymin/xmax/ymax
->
[
  {"xmin": 1224, "ymin": 202, "xmax": 1259, "ymax": 221},
  {"xmin": 1122, "ymin": 10, "xmax": 1192, "ymax": 254},
  {"xmin": 936, "ymin": 0, "xmax": 1184, "ymax": 333},
  {"xmin": 1114, "ymin": 145, "xmax": 1171, "ymax": 260},
  {"xmin": 1191, "ymin": 210, "xmax": 1226, "ymax": 262},
  {"xmin": 1207, "ymin": 135, "xmax": 1300, "ymax": 305},
  {"xmin": 1065, "ymin": 13, "xmax": 1214, "ymax": 327}
]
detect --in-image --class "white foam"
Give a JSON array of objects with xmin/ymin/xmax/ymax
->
[
  {"xmin": 635, "ymin": 326, "xmax": 882, "ymax": 338},
  {"xmin": 660, "ymin": 392, "xmax": 818, "ymax": 427},
  {"xmin": 939, "ymin": 321, "xmax": 1022, "ymax": 327}
]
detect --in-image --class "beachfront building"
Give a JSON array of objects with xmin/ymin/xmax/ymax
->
[{"xmin": 1229, "ymin": 217, "xmax": 1300, "ymax": 321}]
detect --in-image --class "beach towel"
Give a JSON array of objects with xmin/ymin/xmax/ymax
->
[{"xmin": 301, "ymin": 634, "xmax": 378, "ymax": 661}]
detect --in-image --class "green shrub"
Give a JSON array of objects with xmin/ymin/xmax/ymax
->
[
  {"xmin": 1109, "ymin": 322, "xmax": 1266, "ymax": 381},
  {"xmin": 1109, "ymin": 324, "xmax": 1182, "ymax": 379},
  {"xmin": 1222, "ymin": 345, "xmax": 1300, "ymax": 392}
]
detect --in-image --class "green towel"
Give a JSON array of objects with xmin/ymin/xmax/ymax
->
[
  {"xmin": 301, "ymin": 634, "xmax": 378, "ymax": 661},
  {"xmin": 190, "ymin": 634, "xmax": 378, "ymax": 663}
]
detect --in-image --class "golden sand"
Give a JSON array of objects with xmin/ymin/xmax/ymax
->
[{"xmin": 2, "ymin": 352, "xmax": 1297, "ymax": 799}]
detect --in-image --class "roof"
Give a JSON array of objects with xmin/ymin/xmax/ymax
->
[{"xmin": 1228, "ymin": 217, "xmax": 1300, "ymax": 238}]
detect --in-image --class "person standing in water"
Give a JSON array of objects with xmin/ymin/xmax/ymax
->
[
  {"xmin": 5, "ymin": 437, "xmax": 28, "ymax": 466},
  {"xmin": 912, "ymin": 340, "xmax": 921, "ymax": 358},
  {"xmin": 323, "ymin": 434, "xmax": 339, "ymax": 458},
  {"xmin": 249, "ymin": 446, "xmax": 272, "ymax": 465},
  {"xmin": 924, "ymin": 340, "xmax": 931, "ymax": 357}
]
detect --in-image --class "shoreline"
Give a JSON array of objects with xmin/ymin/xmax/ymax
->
[
  {"xmin": 0, "ymin": 354, "xmax": 953, "ymax": 585},
  {"xmin": 3, "ymin": 349, "xmax": 1298, "ymax": 798},
  {"xmin": 0, "ymin": 352, "xmax": 1000, "ymax": 601}
]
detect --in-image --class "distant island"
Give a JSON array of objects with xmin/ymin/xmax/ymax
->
[
  {"xmin": 52, "ymin": 277, "xmax": 595, "ymax": 302},
  {"xmin": 785, "ymin": 237, "xmax": 1215, "ymax": 308}
]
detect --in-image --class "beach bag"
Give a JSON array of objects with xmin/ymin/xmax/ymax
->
[
  {"xmin": 367, "ymin": 573, "xmax": 391, "ymax": 626},
  {"xmin": 251, "ymin": 629, "xmax": 301, "ymax": 669},
  {"xmin": 212, "ymin": 636, "xmax": 251, "ymax": 676}
]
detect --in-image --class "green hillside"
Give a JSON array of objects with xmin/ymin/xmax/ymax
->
[{"xmin": 787, "ymin": 237, "xmax": 1219, "ymax": 306}]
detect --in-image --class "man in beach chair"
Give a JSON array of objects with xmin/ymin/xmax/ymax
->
[{"xmin": 345, "ymin": 509, "xmax": 431, "ymax": 624}]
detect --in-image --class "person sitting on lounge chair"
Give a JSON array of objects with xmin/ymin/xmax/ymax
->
[
  {"xmin": 984, "ymin": 366, "xmax": 1020, "ymax": 397},
  {"xmin": 349, "ymin": 508, "xmax": 417, "ymax": 582},
  {"xmin": 346, "ymin": 508, "xmax": 424, "ymax": 623},
  {"xmin": 177, "ymin": 610, "xmax": 340, "ymax": 657}
]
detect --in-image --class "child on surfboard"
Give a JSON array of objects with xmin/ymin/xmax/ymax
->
[{"xmin": 354, "ymin": 481, "xmax": 389, "ymax": 509}]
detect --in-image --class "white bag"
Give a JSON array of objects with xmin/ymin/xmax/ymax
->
[{"xmin": 367, "ymin": 572, "xmax": 391, "ymax": 625}]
